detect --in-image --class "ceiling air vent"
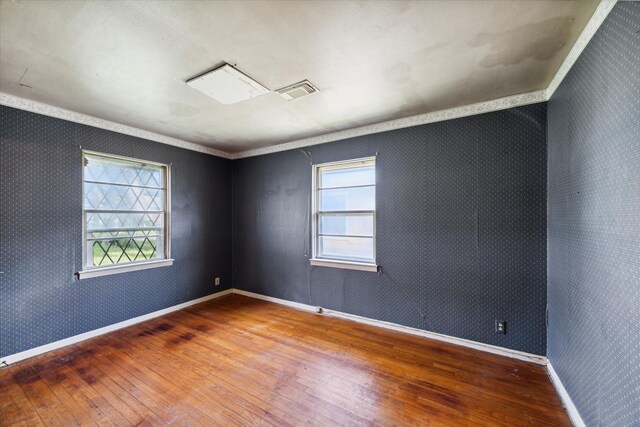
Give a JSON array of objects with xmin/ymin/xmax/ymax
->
[{"xmin": 275, "ymin": 80, "xmax": 319, "ymax": 101}]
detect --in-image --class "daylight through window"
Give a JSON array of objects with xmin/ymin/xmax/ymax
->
[
  {"xmin": 82, "ymin": 152, "xmax": 170, "ymax": 273},
  {"xmin": 312, "ymin": 157, "xmax": 376, "ymax": 267}
]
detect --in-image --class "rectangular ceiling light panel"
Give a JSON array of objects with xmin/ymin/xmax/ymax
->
[{"xmin": 187, "ymin": 64, "xmax": 269, "ymax": 105}]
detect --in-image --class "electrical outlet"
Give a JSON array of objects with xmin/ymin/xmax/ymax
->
[
  {"xmin": 214, "ymin": 277, "xmax": 221, "ymax": 286},
  {"xmin": 495, "ymin": 320, "xmax": 506, "ymax": 334}
]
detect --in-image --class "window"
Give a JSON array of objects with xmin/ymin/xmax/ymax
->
[
  {"xmin": 310, "ymin": 157, "xmax": 377, "ymax": 272},
  {"xmin": 77, "ymin": 151, "xmax": 173, "ymax": 279}
]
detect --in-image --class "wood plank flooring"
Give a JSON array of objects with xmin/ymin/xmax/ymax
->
[{"xmin": 0, "ymin": 294, "xmax": 570, "ymax": 426}]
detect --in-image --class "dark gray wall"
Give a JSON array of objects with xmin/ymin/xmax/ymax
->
[
  {"xmin": 0, "ymin": 106, "xmax": 232, "ymax": 358},
  {"xmin": 233, "ymin": 103, "xmax": 548, "ymax": 355},
  {"xmin": 547, "ymin": 3, "xmax": 640, "ymax": 426}
]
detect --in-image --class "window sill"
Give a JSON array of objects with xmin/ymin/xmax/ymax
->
[
  {"xmin": 77, "ymin": 259, "xmax": 174, "ymax": 280},
  {"xmin": 310, "ymin": 258, "xmax": 378, "ymax": 272}
]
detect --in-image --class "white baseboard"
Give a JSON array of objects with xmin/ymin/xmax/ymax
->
[
  {"xmin": 547, "ymin": 362, "xmax": 586, "ymax": 427},
  {"xmin": 232, "ymin": 289, "xmax": 548, "ymax": 365},
  {"xmin": 0, "ymin": 289, "xmax": 233, "ymax": 366},
  {"xmin": 1, "ymin": 287, "xmax": 548, "ymax": 368},
  {"xmin": 1, "ymin": 285, "xmax": 583, "ymax": 427}
]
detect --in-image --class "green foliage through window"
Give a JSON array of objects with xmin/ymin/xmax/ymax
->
[{"xmin": 83, "ymin": 152, "xmax": 168, "ymax": 269}]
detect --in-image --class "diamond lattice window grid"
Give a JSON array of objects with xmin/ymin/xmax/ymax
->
[{"xmin": 82, "ymin": 151, "xmax": 170, "ymax": 270}]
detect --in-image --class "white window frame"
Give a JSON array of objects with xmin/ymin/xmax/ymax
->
[
  {"xmin": 310, "ymin": 157, "xmax": 378, "ymax": 272},
  {"xmin": 77, "ymin": 151, "xmax": 173, "ymax": 279}
]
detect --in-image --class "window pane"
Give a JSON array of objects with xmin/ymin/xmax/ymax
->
[
  {"xmin": 83, "ymin": 152, "xmax": 168, "ymax": 269},
  {"xmin": 91, "ymin": 237, "xmax": 161, "ymax": 266},
  {"xmin": 88, "ymin": 229, "xmax": 163, "ymax": 240},
  {"xmin": 85, "ymin": 155, "xmax": 164, "ymax": 188},
  {"xmin": 319, "ymin": 186, "xmax": 374, "ymax": 211},
  {"xmin": 84, "ymin": 182, "xmax": 163, "ymax": 211},
  {"xmin": 319, "ymin": 165, "xmax": 374, "ymax": 189},
  {"xmin": 86, "ymin": 212, "xmax": 163, "ymax": 230},
  {"xmin": 319, "ymin": 214, "xmax": 373, "ymax": 237},
  {"xmin": 319, "ymin": 236, "xmax": 374, "ymax": 262}
]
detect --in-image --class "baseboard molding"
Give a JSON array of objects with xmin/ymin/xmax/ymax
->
[
  {"xmin": 0, "ymin": 285, "xmax": 584, "ymax": 427},
  {"xmin": 232, "ymin": 289, "xmax": 548, "ymax": 365},
  {"xmin": 0, "ymin": 287, "xmax": 550, "ymax": 368},
  {"xmin": 547, "ymin": 363, "xmax": 586, "ymax": 427},
  {"xmin": 0, "ymin": 289, "xmax": 233, "ymax": 366}
]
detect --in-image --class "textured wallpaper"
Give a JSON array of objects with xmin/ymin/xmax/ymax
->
[
  {"xmin": 547, "ymin": 2, "xmax": 640, "ymax": 426},
  {"xmin": 233, "ymin": 103, "xmax": 547, "ymax": 355},
  {"xmin": 0, "ymin": 106, "xmax": 232, "ymax": 358}
]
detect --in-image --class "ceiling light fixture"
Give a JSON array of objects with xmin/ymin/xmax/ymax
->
[{"xmin": 186, "ymin": 64, "xmax": 269, "ymax": 105}]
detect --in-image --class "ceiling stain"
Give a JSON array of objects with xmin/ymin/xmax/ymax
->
[
  {"xmin": 383, "ymin": 62, "xmax": 428, "ymax": 116},
  {"xmin": 168, "ymin": 102, "xmax": 200, "ymax": 118},
  {"xmin": 470, "ymin": 16, "xmax": 575, "ymax": 68},
  {"xmin": 193, "ymin": 131, "xmax": 218, "ymax": 142},
  {"xmin": 416, "ymin": 41, "xmax": 448, "ymax": 59},
  {"xmin": 0, "ymin": 1, "xmax": 600, "ymax": 152}
]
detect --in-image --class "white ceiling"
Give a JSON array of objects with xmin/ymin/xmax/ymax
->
[{"xmin": 0, "ymin": 0, "xmax": 599, "ymax": 153}]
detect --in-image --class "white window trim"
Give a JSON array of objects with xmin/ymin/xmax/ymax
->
[
  {"xmin": 309, "ymin": 258, "xmax": 378, "ymax": 272},
  {"xmin": 310, "ymin": 156, "xmax": 378, "ymax": 272},
  {"xmin": 77, "ymin": 151, "xmax": 172, "ymax": 280},
  {"xmin": 77, "ymin": 259, "xmax": 174, "ymax": 279}
]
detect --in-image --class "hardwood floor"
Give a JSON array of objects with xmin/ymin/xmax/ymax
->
[{"xmin": 0, "ymin": 294, "xmax": 570, "ymax": 426}]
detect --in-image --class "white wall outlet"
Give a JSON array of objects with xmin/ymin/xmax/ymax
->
[{"xmin": 214, "ymin": 277, "xmax": 221, "ymax": 286}]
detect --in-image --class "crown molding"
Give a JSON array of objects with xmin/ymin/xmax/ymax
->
[
  {"xmin": 231, "ymin": 90, "xmax": 547, "ymax": 159},
  {"xmin": 0, "ymin": 92, "xmax": 232, "ymax": 159},
  {"xmin": 1, "ymin": 89, "xmax": 545, "ymax": 161},
  {"xmin": 231, "ymin": 0, "xmax": 617, "ymax": 159},
  {"xmin": 546, "ymin": 0, "xmax": 617, "ymax": 99},
  {"xmin": 0, "ymin": 0, "xmax": 616, "ymax": 161},
  {"xmin": 232, "ymin": 0, "xmax": 617, "ymax": 159}
]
